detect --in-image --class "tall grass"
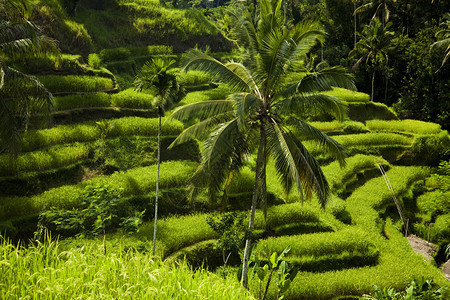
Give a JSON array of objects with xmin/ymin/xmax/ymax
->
[
  {"xmin": 37, "ymin": 75, "xmax": 114, "ymax": 93},
  {"xmin": 21, "ymin": 117, "xmax": 184, "ymax": 152},
  {"xmin": 0, "ymin": 236, "xmax": 252, "ymax": 299},
  {"xmin": 366, "ymin": 119, "xmax": 442, "ymax": 135},
  {"xmin": 0, "ymin": 143, "xmax": 90, "ymax": 175}
]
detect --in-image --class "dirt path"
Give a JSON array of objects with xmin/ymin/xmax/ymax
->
[{"xmin": 407, "ymin": 234, "xmax": 449, "ymax": 280}]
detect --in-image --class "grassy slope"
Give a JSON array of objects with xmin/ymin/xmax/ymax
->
[{"xmin": 32, "ymin": 0, "xmax": 228, "ymax": 55}]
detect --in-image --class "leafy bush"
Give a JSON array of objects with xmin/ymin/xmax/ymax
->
[
  {"xmin": 37, "ymin": 75, "xmax": 114, "ymax": 93},
  {"xmin": 38, "ymin": 184, "xmax": 123, "ymax": 238},
  {"xmin": 366, "ymin": 120, "xmax": 442, "ymax": 135},
  {"xmin": 363, "ymin": 277, "xmax": 448, "ymax": 300}
]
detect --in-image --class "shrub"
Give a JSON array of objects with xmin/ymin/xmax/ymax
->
[
  {"xmin": 37, "ymin": 75, "xmax": 114, "ymax": 93},
  {"xmin": 128, "ymin": 45, "xmax": 173, "ymax": 56},
  {"xmin": 366, "ymin": 119, "xmax": 442, "ymax": 135}
]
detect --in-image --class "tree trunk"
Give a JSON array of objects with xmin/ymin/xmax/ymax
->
[
  {"xmin": 371, "ymin": 70, "xmax": 376, "ymax": 101},
  {"xmin": 152, "ymin": 109, "xmax": 162, "ymax": 258},
  {"xmin": 241, "ymin": 124, "xmax": 265, "ymax": 289},
  {"xmin": 354, "ymin": 1, "xmax": 357, "ymax": 48}
]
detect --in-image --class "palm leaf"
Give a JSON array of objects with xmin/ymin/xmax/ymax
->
[
  {"xmin": 169, "ymin": 111, "xmax": 234, "ymax": 148},
  {"xmin": 277, "ymin": 93, "xmax": 347, "ymax": 122},
  {"xmin": 286, "ymin": 117, "xmax": 347, "ymax": 167},
  {"xmin": 168, "ymin": 100, "xmax": 234, "ymax": 122},
  {"xmin": 183, "ymin": 50, "xmax": 252, "ymax": 92}
]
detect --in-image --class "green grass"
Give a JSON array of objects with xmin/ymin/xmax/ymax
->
[
  {"xmin": 366, "ymin": 119, "xmax": 442, "ymax": 135},
  {"xmin": 0, "ymin": 143, "xmax": 91, "ymax": 175},
  {"xmin": 333, "ymin": 132, "xmax": 414, "ymax": 146},
  {"xmin": 37, "ymin": 75, "xmax": 114, "ymax": 93},
  {"xmin": 322, "ymin": 87, "xmax": 370, "ymax": 102},
  {"xmin": 261, "ymin": 220, "xmax": 447, "ymax": 299},
  {"xmin": 111, "ymin": 89, "xmax": 155, "ymax": 108},
  {"xmin": 255, "ymin": 228, "xmax": 373, "ymax": 257},
  {"xmin": 0, "ymin": 161, "xmax": 198, "ymax": 221},
  {"xmin": 54, "ymin": 93, "xmax": 112, "ymax": 110},
  {"xmin": 322, "ymin": 154, "xmax": 389, "ymax": 192},
  {"xmin": 21, "ymin": 117, "xmax": 184, "ymax": 152},
  {"xmin": 346, "ymin": 166, "xmax": 430, "ymax": 231},
  {"xmin": 178, "ymin": 70, "xmax": 211, "ymax": 86},
  {"xmin": 0, "ymin": 236, "xmax": 253, "ymax": 299}
]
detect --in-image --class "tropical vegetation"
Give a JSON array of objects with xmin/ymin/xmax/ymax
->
[{"xmin": 0, "ymin": 0, "xmax": 449, "ymax": 299}]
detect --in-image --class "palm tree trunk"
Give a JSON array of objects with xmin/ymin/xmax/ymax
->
[
  {"xmin": 242, "ymin": 124, "xmax": 265, "ymax": 289},
  {"xmin": 152, "ymin": 110, "xmax": 162, "ymax": 258},
  {"xmin": 371, "ymin": 70, "xmax": 376, "ymax": 101}
]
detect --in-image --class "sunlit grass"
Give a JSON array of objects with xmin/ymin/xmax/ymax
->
[
  {"xmin": 0, "ymin": 236, "xmax": 253, "ymax": 299},
  {"xmin": 21, "ymin": 117, "xmax": 184, "ymax": 152},
  {"xmin": 366, "ymin": 119, "xmax": 442, "ymax": 135}
]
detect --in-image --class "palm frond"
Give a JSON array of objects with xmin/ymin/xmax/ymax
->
[
  {"xmin": 169, "ymin": 111, "xmax": 234, "ymax": 148},
  {"xmin": 168, "ymin": 100, "xmax": 233, "ymax": 122},
  {"xmin": 277, "ymin": 93, "xmax": 347, "ymax": 122},
  {"xmin": 188, "ymin": 118, "xmax": 250, "ymax": 202},
  {"xmin": 230, "ymin": 93, "xmax": 261, "ymax": 129},
  {"xmin": 183, "ymin": 49, "xmax": 252, "ymax": 93},
  {"xmin": 267, "ymin": 122, "xmax": 330, "ymax": 207},
  {"xmin": 286, "ymin": 117, "xmax": 347, "ymax": 167},
  {"xmin": 280, "ymin": 66, "xmax": 355, "ymax": 97}
]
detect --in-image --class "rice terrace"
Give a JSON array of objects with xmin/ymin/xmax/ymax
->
[{"xmin": 1, "ymin": 0, "xmax": 449, "ymax": 299}]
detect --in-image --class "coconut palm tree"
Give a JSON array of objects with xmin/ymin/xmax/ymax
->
[
  {"xmin": 350, "ymin": 18, "xmax": 394, "ymax": 101},
  {"xmin": 0, "ymin": 0, "xmax": 56, "ymax": 172},
  {"xmin": 134, "ymin": 57, "xmax": 181, "ymax": 258},
  {"xmin": 168, "ymin": 0, "xmax": 354, "ymax": 288},
  {"xmin": 430, "ymin": 13, "xmax": 450, "ymax": 72}
]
